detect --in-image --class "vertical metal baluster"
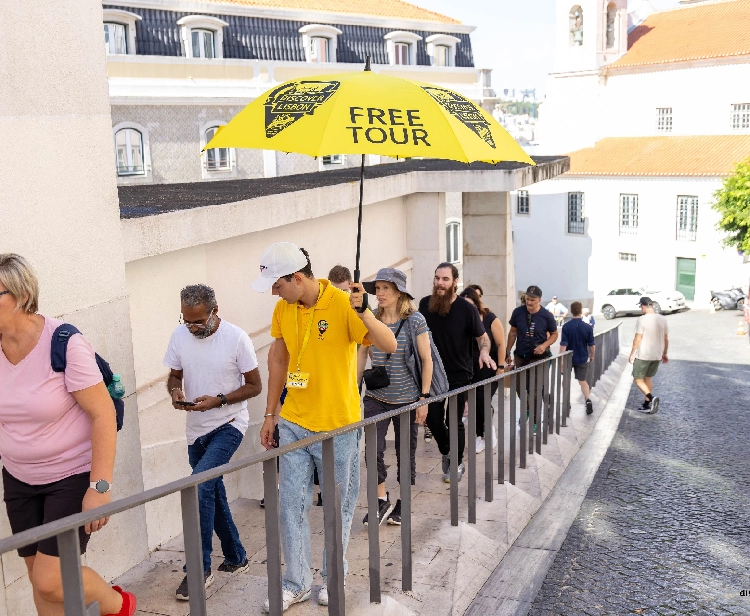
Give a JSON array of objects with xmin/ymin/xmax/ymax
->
[
  {"xmin": 181, "ymin": 485, "xmax": 208, "ymax": 616},
  {"xmin": 563, "ymin": 355, "xmax": 572, "ymax": 419},
  {"xmin": 528, "ymin": 367, "xmax": 535, "ymax": 454},
  {"xmin": 399, "ymin": 411, "xmax": 412, "ymax": 591},
  {"xmin": 449, "ymin": 395, "xmax": 459, "ymax": 526},
  {"xmin": 467, "ymin": 388, "xmax": 477, "ymax": 524},
  {"xmin": 263, "ymin": 458, "xmax": 283, "ymax": 616},
  {"xmin": 542, "ymin": 362, "xmax": 549, "ymax": 445},
  {"xmin": 509, "ymin": 372, "xmax": 517, "ymax": 484},
  {"xmin": 561, "ymin": 354, "xmax": 568, "ymax": 427},
  {"xmin": 535, "ymin": 364, "xmax": 543, "ymax": 455},
  {"xmin": 322, "ymin": 438, "xmax": 345, "ymax": 616},
  {"xmin": 364, "ymin": 423, "xmax": 380, "ymax": 603},
  {"xmin": 58, "ymin": 528, "xmax": 98, "ymax": 616},
  {"xmin": 485, "ymin": 383, "xmax": 495, "ymax": 499},
  {"xmin": 555, "ymin": 357, "xmax": 562, "ymax": 434},
  {"xmin": 546, "ymin": 360, "xmax": 554, "ymax": 436},
  {"xmin": 519, "ymin": 370, "xmax": 527, "ymax": 469}
]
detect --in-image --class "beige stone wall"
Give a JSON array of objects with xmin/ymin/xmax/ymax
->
[{"xmin": 0, "ymin": 0, "xmax": 147, "ymax": 613}]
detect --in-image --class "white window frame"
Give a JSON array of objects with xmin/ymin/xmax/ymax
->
[
  {"xmin": 102, "ymin": 9, "xmax": 141, "ymax": 55},
  {"xmin": 200, "ymin": 121, "xmax": 236, "ymax": 179},
  {"xmin": 177, "ymin": 15, "xmax": 228, "ymax": 59},
  {"xmin": 320, "ymin": 154, "xmax": 345, "ymax": 168},
  {"xmin": 730, "ymin": 103, "xmax": 750, "ymax": 131},
  {"xmin": 446, "ymin": 218, "xmax": 462, "ymax": 264},
  {"xmin": 567, "ymin": 192, "xmax": 585, "ymax": 234},
  {"xmin": 384, "ymin": 31, "xmax": 422, "ymax": 66},
  {"xmin": 676, "ymin": 195, "xmax": 698, "ymax": 241},
  {"xmin": 113, "ymin": 122, "xmax": 152, "ymax": 185},
  {"xmin": 619, "ymin": 194, "xmax": 638, "ymax": 236},
  {"xmin": 605, "ymin": 3, "xmax": 617, "ymax": 49},
  {"xmin": 299, "ymin": 24, "xmax": 342, "ymax": 63},
  {"xmin": 618, "ymin": 252, "xmax": 637, "ymax": 262},
  {"xmin": 656, "ymin": 107, "xmax": 673, "ymax": 132},
  {"xmin": 517, "ymin": 190, "xmax": 530, "ymax": 215},
  {"xmin": 425, "ymin": 33, "xmax": 460, "ymax": 67}
]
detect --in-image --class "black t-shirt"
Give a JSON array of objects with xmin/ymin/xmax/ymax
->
[
  {"xmin": 419, "ymin": 296, "xmax": 486, "ymax": 382},
  {"xmin": 472, "ymin": 311, "xmax": 499, "ymax": 379},
  {"xmin": 509, "ymin": 305, "xmax": 557, "ymax": 358}
]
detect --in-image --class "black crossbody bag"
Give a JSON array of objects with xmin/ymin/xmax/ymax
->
[{"xmin": 362, "ymin": 319, "xmax": 405, "ymax": 391}]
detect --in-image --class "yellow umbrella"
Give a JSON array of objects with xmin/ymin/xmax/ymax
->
[{"xmin": 206, "ymin": 60, "xmax": 534, "ymax": 303}]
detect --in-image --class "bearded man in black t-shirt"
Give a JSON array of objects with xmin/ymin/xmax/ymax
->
[{"xmin": 419, "ymin": 263, "xmax": 496, "ymax": 483}]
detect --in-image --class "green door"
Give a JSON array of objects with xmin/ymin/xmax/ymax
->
[{"xmin": 676, "ymin": 257, "xmax": 696, "ymax": 300}]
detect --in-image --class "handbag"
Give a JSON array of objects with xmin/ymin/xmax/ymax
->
[{"xmin": 362, "ymin": 320, "xmax": 404, "ymax": 391}]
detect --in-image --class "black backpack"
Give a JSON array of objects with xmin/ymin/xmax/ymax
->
[{"xmin": 50, "ymin": 324, "xmax": 124, "ymax": 431}]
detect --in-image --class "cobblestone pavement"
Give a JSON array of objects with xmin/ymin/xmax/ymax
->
[{"xmin": 528, "ymin": 309, "xmax": 750, "ymax": 616}]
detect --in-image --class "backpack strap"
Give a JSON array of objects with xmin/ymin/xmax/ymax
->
[
  {"xmin": 51, "ymin": 324, "xmax": 81, "ymax": 373},
  {"xmin": 385, "ymin": 320, "xmax": 405, "ymax": 361}
]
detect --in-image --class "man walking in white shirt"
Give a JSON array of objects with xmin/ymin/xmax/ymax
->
[{"xmin": 628, "ymin": 297, "xmax": 669, "ymax": 414}]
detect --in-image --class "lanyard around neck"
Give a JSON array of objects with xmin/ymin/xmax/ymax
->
[{"xmin": 294, "ymin": 282, "xmax": 323, "ymax": 372}]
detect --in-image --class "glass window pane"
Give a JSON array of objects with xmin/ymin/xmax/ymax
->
[
  {"xmin": 311, "ymin": 37, "xmax": 329, "ymax": 62},
  {"xmin": 104, "ymin": 23, "xmax": 127, "ymax": 55},
  {"xmin": 192, "ymin": 31, "xmax": 200, "ymax": 56},
  {"xmin": 203, "ymin": 31, "xmax": 214, "ymax": 59},
  {"xmin": 115, "ymin": 128, "xmax": 144, "ymax": 176}
]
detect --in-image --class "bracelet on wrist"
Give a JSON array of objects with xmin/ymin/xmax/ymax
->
[{"xmin": 264, "ymin": 413, "xmax": 276, "ymax": 418}]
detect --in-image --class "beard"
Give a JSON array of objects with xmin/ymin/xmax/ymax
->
[
  {"xmin": 192, "ymin": 313, "xmax": 217, "ymax": 339},
  {"xmin": 428, "ymin": 284, "xmax": 455, "ymax": 316}
]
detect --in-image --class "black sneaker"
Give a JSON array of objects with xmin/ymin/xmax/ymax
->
[
  {"xmin": 637, "ymin": 400, "xmax": 651, "ymax": 411},
  {"xmin": 650, "ymin": 397, "xmax": 660, "ymax": 414},
  {"xmin": 363, "ymin": 494, "xmax": 395, "ymax": 526},
  {"xmin": 176, "ymin": 570, "xmax": 214, "ymax": 601},
  {"xmin": 387, "ymin": 499, "xmax": 402, "ymax": 525},
  {"xmin": 586, "ymin": 399, "xmax": 593, "ymax": 415},
  {"xmin": 218, "ymin": 558, "xmax": 249, "ymax": 574},
  {"xmin": 424, "ymin": 427, "xmax": 433, "ymax": 443},
  {"xmin": 316, "ymin": 492, "xmax": 323, "ymax": 507}
]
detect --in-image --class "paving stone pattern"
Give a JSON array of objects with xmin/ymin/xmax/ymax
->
[{"xmin": 529, "ymin": 310, "xmax": 750, "ymax": 616}]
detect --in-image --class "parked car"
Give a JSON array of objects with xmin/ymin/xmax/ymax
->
[{"xmin": 601, "ymin": 287, "xmax": 687, "ymax": 320}]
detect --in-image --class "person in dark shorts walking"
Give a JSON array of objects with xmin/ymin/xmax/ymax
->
[
  {"xmin": 629, "ymin": 297, "xmax": 669, "ymax": 414},
  {"xmin": 560, "ymin": 301, "xmax": 596, "ymax": 414}
]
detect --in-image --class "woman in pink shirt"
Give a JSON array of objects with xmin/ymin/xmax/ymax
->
[{"xmin": 0, "ymin": 254, "xmax": 136, "ymax": 616}]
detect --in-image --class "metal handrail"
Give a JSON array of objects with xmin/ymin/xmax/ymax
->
[{"xmin": 0, "ymin": 323, "xmax": 621, "ymax": 616}]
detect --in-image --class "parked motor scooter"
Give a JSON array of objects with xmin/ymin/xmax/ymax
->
[{"xmin": 711, "ymin": 288, "xmax": 745, "ymax": 310}]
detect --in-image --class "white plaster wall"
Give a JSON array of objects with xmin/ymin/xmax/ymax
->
[
  {"xmin": 515, "ymin": 176, "xmax": 749, "ymax": 315},
  {"xmin": 125, "ymin": 197, "xmax": 408, "ymax": 549}
]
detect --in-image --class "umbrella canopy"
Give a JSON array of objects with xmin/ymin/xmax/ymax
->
[{"xmin": 205, "ymin": 70, "xmax": 534, "ymax": 165}]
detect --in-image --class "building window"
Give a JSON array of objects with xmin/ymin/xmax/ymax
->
[
  {"xmin": 192, "ymin": 30, "xmax": 215, "ymax": 59},
  {"xmin": 446, "ymin": 220, "xmax": 462, "ymax": 264},
  {"xmin": 567, "ymin": 192, "xmax": 585, "ymax": 234},
  {"xmin": 104, "ymin": 23, "xmax": 127, "ymax": 55},
  {"xmin": 517, "ymin": 190, "xmax": 530, "ymax": 214},
  {"xmin": 619, "ymin": 194, "xmax": 638, "ymax": 236},
  {"xmin": 731, "ymin": 103, "xmax": 750, "ymax": 130},
  {"xmin": 385, "ymin": 31, "xmax": 422, "ymax": 66},
  {"xmin": 310, "ymin": 37, "xmax": 330, "ymax": 63},
  {"xmin": 115, "ymin": 128, "xmax": 145, "ymax": 176},
  {"xmin": 394, "ymin": 43, "xmax": 410, "ymax": 65},
  {"xmin": 204, "ymin": 127, "xmax": 230, "ymax": 171},
  {"xmin": 569, "ymin": 6, "xmax": 584, "ymax": 46},
  {"xmin": 435, "ymin": 45, "xmax": 450, "ymax": 66},
  {"xmin": 657, "ymin": 107, "xmax": 672, "ymax": 132},
  {"xmin": 426, "ymin": 34, "xmax": 460, "ymax": 67},
  {"xmin": 299, "ymin": 25, "xmax": 342, "ymax": 63},
  {"xmin": 676, "ymin": 196, "xmax": 698, "ymax": 241},
  {"xmin": 606, "ymin": 3, "xmax": 617, "ymax": 48},
  {"xmin": 322, "ymin": 155, "xmax": 344, "ymax": 165},
  {"xmin": 619, "ymin": 253, "xmax": 637, "ymax": 262}
]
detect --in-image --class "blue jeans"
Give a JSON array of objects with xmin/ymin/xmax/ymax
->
[
  {"xmin": 277, "ymin": 418, "xmax": 361, "ymax": 594},
  {"xmin": 186, "ymin": 423, "xmax": 247, "ymax": 573}
]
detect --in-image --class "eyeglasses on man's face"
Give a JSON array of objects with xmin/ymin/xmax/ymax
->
[{"xmin": 179, "ymin": 313, "xmax": 212, "ymax": 330}]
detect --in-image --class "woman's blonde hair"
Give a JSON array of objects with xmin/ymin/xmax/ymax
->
[
  {"xmin": 0, "ymin": 254, "xmax": 39, "ymax": 314},
  {"xmin": 373, "ymin": 282, "xmax": 415, "ymax": 321}
]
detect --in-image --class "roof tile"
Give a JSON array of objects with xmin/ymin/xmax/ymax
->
[
  {"xmin": 611, "ymin": 0, "xmax": 750, "ymax": 68},
  {"xmin": 566, "ymin": 135, "xmax": 750, "ymax": 176}
]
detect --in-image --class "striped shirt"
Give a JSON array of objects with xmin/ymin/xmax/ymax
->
[{"xmin": 366, "ymin": 312, "xmax": 429, "ymax": 405}]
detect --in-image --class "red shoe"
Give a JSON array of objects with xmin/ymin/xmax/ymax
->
[{"xmin": 107, "ymin": 586, "xmax": 136, "ymax": 616}]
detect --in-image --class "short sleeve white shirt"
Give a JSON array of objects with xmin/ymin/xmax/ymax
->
[
  {"xmin": 163, "ymin": 320, "xmax": 258, "ymax": 444},
  {"xmin": 634, "ymin": 313, "xmax": 668, "ymax": 361}
]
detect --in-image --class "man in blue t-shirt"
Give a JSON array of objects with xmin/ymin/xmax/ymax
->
[{"xmin": 560, "ymin": 301, "xmax": 596, "ymax": 415}]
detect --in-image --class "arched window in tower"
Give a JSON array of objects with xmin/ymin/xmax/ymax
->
[
  {"xmin": 569, "ymin": 6, "xmax": 584, "ymax": 46},
  {"xmin": 606, "ymin": 3, "xmax": 617, "ymax": 48}
]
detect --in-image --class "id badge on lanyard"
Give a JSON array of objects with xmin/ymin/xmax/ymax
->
[{"xmin": 287, "ymin": 283, "xmax": 322, "ymax": 390}]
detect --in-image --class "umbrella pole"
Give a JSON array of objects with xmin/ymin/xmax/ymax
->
[{"xmin": 354, "ymin": 153, "xmax": 368, "ymax": 312}]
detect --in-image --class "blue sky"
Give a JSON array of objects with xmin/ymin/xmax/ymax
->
[{"xmin": 412, "ymin": 0, "xmax": 679, "ymax": 97}]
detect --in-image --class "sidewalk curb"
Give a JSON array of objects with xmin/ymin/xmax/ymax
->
[{"xmin": 465, "ymin": 354, "xmax": 634, "ymax": 616}]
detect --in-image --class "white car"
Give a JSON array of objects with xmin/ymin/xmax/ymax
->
[{"xmin": 601, "ymin": 287, "xmax": 686, "ymax": 320}]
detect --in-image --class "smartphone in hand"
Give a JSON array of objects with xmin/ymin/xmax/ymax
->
[{"xmin": 175, "ymin": 400, "xmax": 197, "ymax": 407}]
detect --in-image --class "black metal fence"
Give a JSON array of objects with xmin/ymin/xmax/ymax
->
[{"xmin": 0, "ymin": 325, "xmax": 621, "ymax": 616}]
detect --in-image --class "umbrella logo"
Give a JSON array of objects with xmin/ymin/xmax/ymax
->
[
  {"xmin": 264, "ymin": 80, "xmax": 340, "ymax": 138},
  {"xmin": 421, "ymin": 86, "xmax": 496, "ymax": 149}
]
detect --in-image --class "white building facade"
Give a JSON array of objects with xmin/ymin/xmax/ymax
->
[{"xmin": 518, "ymin": 0, "xmax": 750, "ymax": 313}]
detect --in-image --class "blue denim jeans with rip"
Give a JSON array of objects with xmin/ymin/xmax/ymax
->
[
  {"xmin": 277, "ymin": 417, "xmax": 361, "ymax": 594},
  {"xmin": 186, "ymin": 422, "xmax": 247, "ymax": 574}
]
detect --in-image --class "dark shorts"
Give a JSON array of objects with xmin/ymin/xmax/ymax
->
[
  {"xmin": 632, "ymin": 359, "xmax": 660, "ymax": 379},
  {"xmin": 573, "ymin": 363, "xmax": 589, "ymax": 381},
  {"xmin": 3, "ymin": 468, "xmax": 91, "ymax": 558}
]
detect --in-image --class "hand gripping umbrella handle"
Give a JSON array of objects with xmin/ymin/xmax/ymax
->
[{"xmin": 353, "ymin": 269, "xmax": 369, "ymax": 314}]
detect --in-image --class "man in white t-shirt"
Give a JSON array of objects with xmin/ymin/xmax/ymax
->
[
  {"xmin": 164, "ymin": 284, "xmax": 262, "ymax": 601},
  {"xmin": 545, "ymin": 296, "xmax": 568, "ymax": 326},
  {"xmin": 628, "ymin": 296, "xmax": 669, "ymax": 414}
]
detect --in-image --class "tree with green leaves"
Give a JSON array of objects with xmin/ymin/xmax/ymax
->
[{"xmin": 713, "ymin": 158, "xmax": 750, "ymax": 254}]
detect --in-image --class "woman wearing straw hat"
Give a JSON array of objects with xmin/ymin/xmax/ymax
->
[{"xmin": 360, "ymin": 268, "xmax": 433, "ymax": 526}]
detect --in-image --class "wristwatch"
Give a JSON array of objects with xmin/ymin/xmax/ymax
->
[
  {"xmin": 419, "ymin": 392, "xmax": 431, "ymax": 399},
  {"xmin": 217, "ymin": 393, "xmax": 227, "ymax": 407},
  {"xmin": 89, "ymin": 479, "xmax": 111, "ymax": 494}
]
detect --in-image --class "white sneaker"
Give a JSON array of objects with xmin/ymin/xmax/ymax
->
[
  {"xmin": 318, "ymin": 581, "xmax": 345, "ymax": 606},
  {"xmin": 475, "ymin": 436, "xmax": 485, "ymax": 453},
  {"xmin": 263, "ymin": 587, "xmax": 311, "ymax": 612},
  {"xmin": 492, "ymin": 425, "xmax": 498, "ymax": 449}
]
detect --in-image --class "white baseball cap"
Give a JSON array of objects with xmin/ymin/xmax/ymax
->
[{"xmin": 252, "ymin": 242, "xmax": 309, "ymax": 292}]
